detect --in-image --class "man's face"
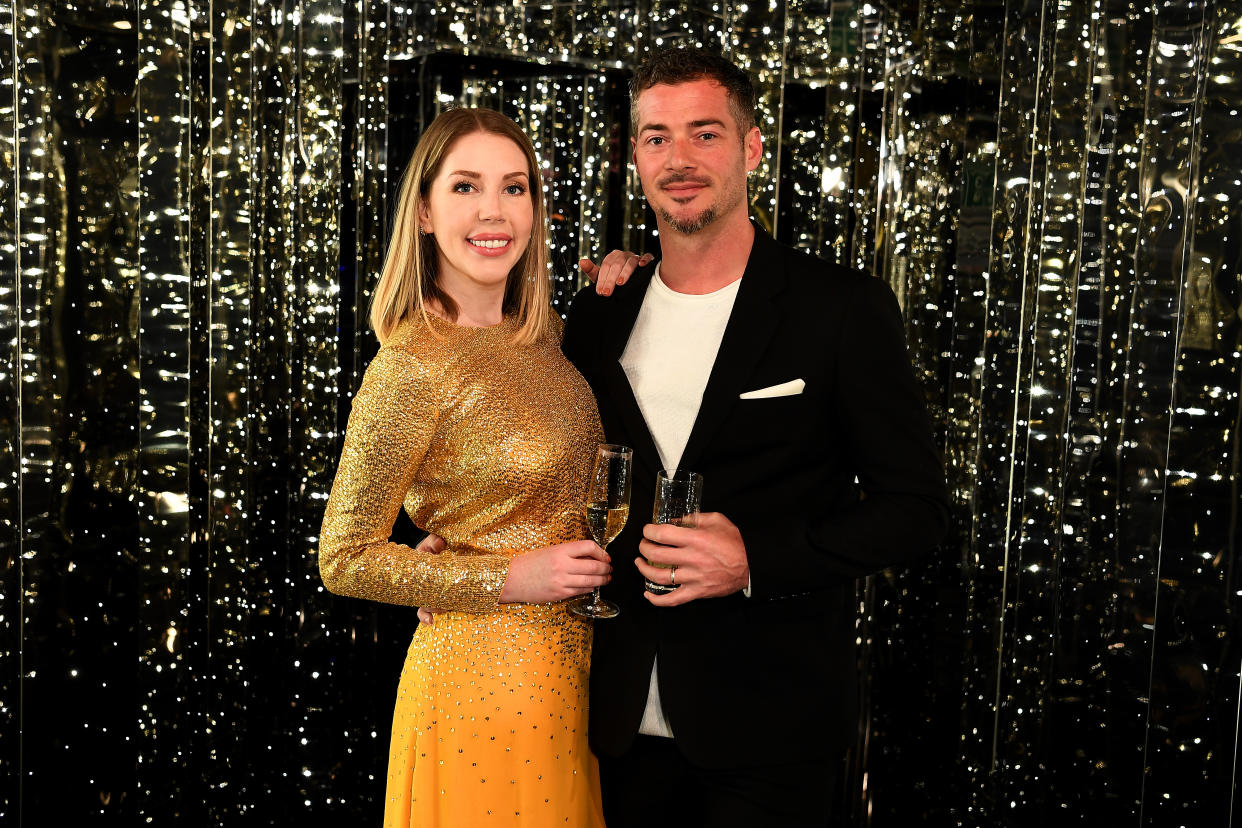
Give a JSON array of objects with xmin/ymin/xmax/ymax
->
[{"xmin": 631, "ymin": 79, "xmax": 762, "ymax": 236}]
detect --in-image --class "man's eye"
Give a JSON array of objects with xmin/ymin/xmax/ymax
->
[
  {"xmin": 647, "ymin": 136, "xmax": 666, "ymax": 146},
  {"xmin": 699, "ymin": 132, "xmax": 718, "ymax": 141}
]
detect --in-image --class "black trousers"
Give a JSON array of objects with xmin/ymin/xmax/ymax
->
[{"xmin": 598, "ymin": 735, "xmax": 838, "ymax": 828}]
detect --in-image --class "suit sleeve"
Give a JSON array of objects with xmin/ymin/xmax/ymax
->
[
  {"xmin": 318, "ymin": 345, "xmax": 510, "ymax": 612},
  {"xmin": 561, "ymin": 286, "xmax": 596, "ymax": 377},
  {"xmin": 742, "ymin": 276, "xmax": 950, "ymax": 598}
]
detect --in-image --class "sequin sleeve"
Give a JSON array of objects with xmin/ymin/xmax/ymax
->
[{"xmin": 318, "ymin": 344, "xmax": 510, "ymax": 612}]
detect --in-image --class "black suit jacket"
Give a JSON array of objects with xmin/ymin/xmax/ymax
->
[{"xmin": 562, "ymin": 227, "xmax": 950, "ymax": 769}]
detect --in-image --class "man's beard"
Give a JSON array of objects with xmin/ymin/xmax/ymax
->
[
  {"xmin": 651, "ymin": 170, "xmax": 747, "ymax": 235},
  {"xmin": 656, "ymin": 203, "xmax": 719, "ymax": 235}
]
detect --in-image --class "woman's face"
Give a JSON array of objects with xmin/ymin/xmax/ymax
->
[{"xmin": 418, "ymin": 131, "xmax": 535, "ymax": 300}]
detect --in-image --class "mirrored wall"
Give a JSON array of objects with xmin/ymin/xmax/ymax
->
[{"xmin": 2, "ymin": 0, "xmax": 1240, "ymax": 824}]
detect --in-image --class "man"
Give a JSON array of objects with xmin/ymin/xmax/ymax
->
[{"xmin": 562, "ymin": 47, "xmax": 950, "ymax": 826}]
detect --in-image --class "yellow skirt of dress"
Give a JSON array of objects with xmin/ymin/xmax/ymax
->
[{"xmin": 383, "ymin": 603, "xmax": 606, "ymax": 827}]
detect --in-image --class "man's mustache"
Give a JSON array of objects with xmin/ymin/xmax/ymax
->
[{"xmin": 657, "ymin": 173, "xmax": 711, "ymax": 189}]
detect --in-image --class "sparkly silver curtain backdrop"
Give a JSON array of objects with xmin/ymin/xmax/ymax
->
[{"xmin": 2, "ymin": 0, "xmax": 1241, "ymax": 825}]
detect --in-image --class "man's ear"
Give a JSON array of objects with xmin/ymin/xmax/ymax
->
[{"xmin": 745, "ymin": 126, "xmax": 763, "ymax": 172}]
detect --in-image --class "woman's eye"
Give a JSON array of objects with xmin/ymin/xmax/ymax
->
[
  {"xmin": 504, "ymin": 183, "xmax": 527, "ymax": 195},
  {"xmin": 452, "ymin": 181, "xmax": 474, "ymax": 193}
]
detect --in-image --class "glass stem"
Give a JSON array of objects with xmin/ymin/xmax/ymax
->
[{"xmin": 590, "ymin": 542, "xmax": 608, "ymax": 605}]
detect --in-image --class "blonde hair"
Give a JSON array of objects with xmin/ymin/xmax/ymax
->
[{"xmin": 370, "ymin": 108, "xmax": 551, "ymax": 345}]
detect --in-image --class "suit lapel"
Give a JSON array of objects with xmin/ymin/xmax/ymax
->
[
  {"xmin": 677, "ymin": 228, "xmax": 787, "ymax": 474},
  {"xmin": 600, "ymin": 267, "xmax": 663, "ymax": 483}
]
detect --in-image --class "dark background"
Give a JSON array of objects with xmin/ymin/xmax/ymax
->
[{"xmin": 2, "ymin": 0, "xmax": 1240, "ymax": 825}]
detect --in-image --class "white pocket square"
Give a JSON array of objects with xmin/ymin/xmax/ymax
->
[{"xmin": 739, "ymin": 379, "xmax": 805, "ymax": 399}]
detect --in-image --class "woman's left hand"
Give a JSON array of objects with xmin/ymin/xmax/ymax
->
[{"xmin": 579, "ymin": 250, "xmax": 654, "ymax": 296}]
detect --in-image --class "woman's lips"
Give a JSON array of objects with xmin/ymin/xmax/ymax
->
[{"xmin": 468, "ymin": 237, "xmax": 512, "ymax": 256}]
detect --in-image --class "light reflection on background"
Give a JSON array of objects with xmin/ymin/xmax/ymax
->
[{"xmin": 1, "ymin": 0, "xmax": 1240, "ymax": 824}]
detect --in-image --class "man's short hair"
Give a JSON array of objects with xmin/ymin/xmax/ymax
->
[{"xmin": 629, "ymin": 47, "xmax": 758, "ymax": 136}]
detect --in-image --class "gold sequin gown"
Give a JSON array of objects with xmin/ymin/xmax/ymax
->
[{"xmin": 319, "ymin": 313, "xmax": 606, "ymax": 827}]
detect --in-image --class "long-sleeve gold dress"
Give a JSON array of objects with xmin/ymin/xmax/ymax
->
[{"xmin": 319, "ymin": 313, "xmax": 606, "ymax": 827}]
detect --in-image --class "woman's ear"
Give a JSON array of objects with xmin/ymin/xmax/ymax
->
[{"xmin": 416, "ymin": 199, "xmax": 432, "ymax": 234}]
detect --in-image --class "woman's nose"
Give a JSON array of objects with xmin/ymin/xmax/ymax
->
[{"xmin": 478, "ymin": 189, "xmax": 503, "ymax": 219}]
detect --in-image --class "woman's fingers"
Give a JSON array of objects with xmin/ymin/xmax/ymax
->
[
  {"xmin": 561, "ymin": 574, "xmax": 611, "ymax": 597},
  {"xmin": 594, "ymin": 250, "xmax": 629, "ymax": 295},
  {"xmin": 618, "ymin": 252, "xmax": 654, "ymax": 283},
  {"xmin": 570, "ymin": 558, "xmax": 612, "ymax": 577},
  {"xmin": 500, "ymin": 541, "xmax": 613, "ymax": 603},
  {"xmin": 554, "ymin": 546, "xmax": 610, "ymax": 574},
  {"xmin": 585, "ymin": 250, "xmax": 653, "ymax": 296},
  {"xmin": 577, "ymin": 257, "xmax": 600, "ymax": 280},
  {"xmin": 559, "ymin": 539, "xmax": 610, "ymax": 562},
  {"xmin": 558, "ymin": 545, "xmax": 611, "ymax": 592}
]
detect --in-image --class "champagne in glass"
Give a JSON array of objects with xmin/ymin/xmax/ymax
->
[
  {"xmin": 646, "ymin": 469, "xmax": 703, "ymax": 595},
  {"xmin": 586, "ymin": 502, "xmax": 630, "ymax": 547},
  {"xmin": 569, "ymin": 444, "xmax": 632, "ymax": 619}
]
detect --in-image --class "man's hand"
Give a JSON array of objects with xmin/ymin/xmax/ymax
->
[
  {"xmin": 415, "ymin": 532, "xmax": 446, "ymax": 554},
  {"xmin": 579, "ymin": 250, "xmax": 654, "ymax": 296},
  {"xmin": 636, "ymin": 512, "xmax": 749, "ymax": 607}
]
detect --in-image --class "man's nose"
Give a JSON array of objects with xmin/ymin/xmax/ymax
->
[{"xmin": 665, "ymin": 139, "xmax": 693, "ymax": 170}]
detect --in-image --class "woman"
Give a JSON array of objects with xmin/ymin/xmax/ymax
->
[{"xmin": 319, "ymin": 108, "xmax": 611, "ymax": 827}]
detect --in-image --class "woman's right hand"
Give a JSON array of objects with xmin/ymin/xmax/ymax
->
[{"xmin": 500, "ymin": 540, "xmax": 612, "ymax": 604}]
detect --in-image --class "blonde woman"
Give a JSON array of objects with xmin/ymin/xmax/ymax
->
[{"xmin": 319, "ymin": 109, "xmax": 611, "ymax": 827}]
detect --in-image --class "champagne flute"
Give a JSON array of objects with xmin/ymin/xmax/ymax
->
[
  {"xmin": 645, "ymin": 469, "xmax": 703, "ymax": 595},
  {"xmin": 569, "ymin": 444, "xmax": 631, "ymax": 619}
]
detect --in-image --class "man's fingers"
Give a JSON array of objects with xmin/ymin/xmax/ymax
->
[
  {"xmin": 644, "ymin": 587, "xmax": 694, "ymax": 607},
  {"xmin": 641, "ymin": 521, "xmax": 696, "ymax": 546},
  {"xmin": 637, "ymin": 540, "xmax": 682, "ymax": 567},
  {"xmin": 689, "ymin": 511, "xmax": 727, "ymax": 528},
  {"xmin": 634, "ymin": 555, "xmax": 685, "ymax": 583},
  {"xmin": 636, "ymin": 541, "xmax": 672, "ymax": 567},
  {"xmin": 415, "ymin": 532, "xmax": 447, "ymax": 553},
  {"xmin": 636, "ymin": 539, "xmax": 693, "ymax": 569}
]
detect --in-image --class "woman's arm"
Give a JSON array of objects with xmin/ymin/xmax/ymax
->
[{"xmin": 318, "ymin": 345, "xmax": 511, "ymax": 613}]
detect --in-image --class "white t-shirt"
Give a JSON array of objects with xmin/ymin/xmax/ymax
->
[{"xmin": 619, "ymin": 264, "xmax": 742, "ymax": 738}]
